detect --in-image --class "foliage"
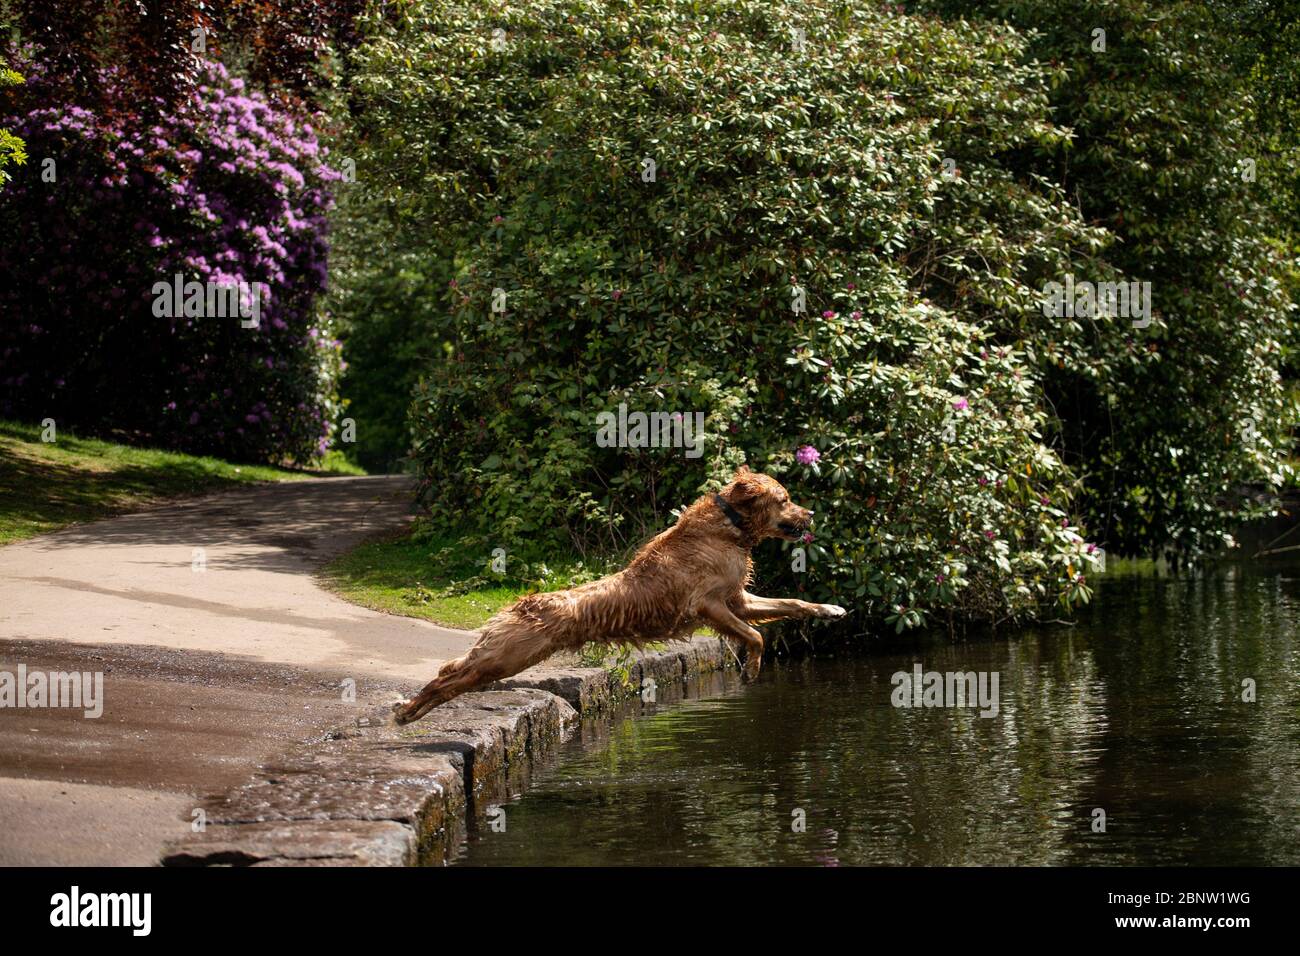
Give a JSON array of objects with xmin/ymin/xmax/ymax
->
[
  {"xmin": 915, "ymin": 0, "xmax": 1296, "ymax": 553},
  {"xmin": 0, "ymin": 57, "xmax": 343, "ymax": 463},
  {"xmin": 4, "ymin": 0, "xmax": 369, "ymax": 113},
  {"xmin": 0, "ymin": 56, "xmax": 23, "ymax": 190},
  {"xmin": 326, "ymin": 183, "xmax": 454, "ymax": 471},
  {"xmin": 346, "ymin": 0, "xmax": 1123, "ymax": 628}
]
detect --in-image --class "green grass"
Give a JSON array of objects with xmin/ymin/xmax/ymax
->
[
  {"xmin": 320, "ymin": 522, "xmax": 611, "ymax": 630},
  {"xmin": 0, "ymin": 418, "xmax": 365, "ymax": 545}
]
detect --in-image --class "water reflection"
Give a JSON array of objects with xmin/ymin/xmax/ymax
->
[{"xmin": 457, "ymin": 562, "xmax": 1300, "ymax": 865}]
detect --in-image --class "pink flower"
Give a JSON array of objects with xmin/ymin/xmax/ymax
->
[
  {"xmin": 984, "ymin": 530, "xmax": 996, "ymax": 540},
  {"xmin": 952, "ymin": 398, "xmax": 969, "ymax": 411},
  {"xmin": 796, "ymin": 445, "xmax": 821, "ymax": 465},
  {"xmin": 822, "ymin": 310, "xmax": 835, "ymax": 318}
]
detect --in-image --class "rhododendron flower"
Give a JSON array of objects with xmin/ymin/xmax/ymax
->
[{"xmin": 796, "ymin": 445, "xmax": 821, "ymax": 465}]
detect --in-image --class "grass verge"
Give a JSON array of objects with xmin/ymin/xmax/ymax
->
[
  {"xmin": 0, "ymin": 418, "xmax": 365, "ymax": 545},
  {"xmin": 319, "ymin": 521, "xmax": 611, "ymax": 631}
]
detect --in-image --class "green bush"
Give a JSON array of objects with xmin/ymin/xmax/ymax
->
[
  {"xmin": 915, "ymin": 0, "xmax": 1297, "ymax": 551},
  {"xmin": 348, "ymin": 0, "xmax": 1119, "ymax": 628},
  {"xmin": 0, "ymin": 57, "xmax": 24, "ymax": 190},
  {"xmin": 328, "ymin": 189, "xmax": 453, "ymax": 472}
]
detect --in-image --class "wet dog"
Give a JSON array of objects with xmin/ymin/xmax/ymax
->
[{"xmin": 392, "ymin": 467, "xmax": 846, "ymax": 724}]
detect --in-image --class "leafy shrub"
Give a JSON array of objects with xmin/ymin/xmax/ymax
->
[
  {"xmin": 327, "ymin": 190, "xmax": 454, "ymax": 471},
  {"xmin": 915, "ymin": 0, "xmax": 1297, "ymax": 552},
  {"xmin": 0, "ymin": 57, "xmax": 24, "ymax": 190},
  {"xmin": 0, "ymin": 57, "xmax": 342, "ymax": 463},
  {"xmin": 350, "ymin": 0, "xmax": 1115, "ymax": 627}
]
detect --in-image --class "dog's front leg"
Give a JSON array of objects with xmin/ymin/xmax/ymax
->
[
  {"xmin": 699, "ymin": 598, "xmax": 766, "ymax": 682},
  {"xmin": 737, "ymin": 591, "xmax": 846, "ymax": 623}
]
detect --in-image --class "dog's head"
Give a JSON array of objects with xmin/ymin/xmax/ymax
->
[{"xmin": 719, "ymin": 466, "xmax": 813, "ymax": 542}]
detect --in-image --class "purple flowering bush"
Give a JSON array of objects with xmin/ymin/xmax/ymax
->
[{"xmin": 0, "ymin": 57, "xmax": 342, "ymax": 463}]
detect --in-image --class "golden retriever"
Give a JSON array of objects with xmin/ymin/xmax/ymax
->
[{"xmin": 392, "ymin": 467, "xmax": 846, "ymax": 724}]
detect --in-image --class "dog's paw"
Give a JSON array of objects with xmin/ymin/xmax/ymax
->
[
  {"xmin": 818, "ymin": 604, "xmax": 848, "ymax": 619},
  {"xmin": 390, "ymin": 698, "xmax": 414, "ymax": 726}
]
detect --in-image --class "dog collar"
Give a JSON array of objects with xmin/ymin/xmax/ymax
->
[{"xmin": 714, "ymin": 493, "xmax": 747, "ymax": 532}]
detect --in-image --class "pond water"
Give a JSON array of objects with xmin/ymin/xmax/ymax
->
[{"xmin": 456, "ymin": 562, "xmax": 1300, "ymax": 866}]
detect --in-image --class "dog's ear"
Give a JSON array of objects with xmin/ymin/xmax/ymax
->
[{"xmin": 725, "ymin": 468, "xmax": 763, "ymax": 504}]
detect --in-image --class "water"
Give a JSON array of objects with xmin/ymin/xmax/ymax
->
[{"xmin": 456, "ymin": 563, "xmax": 1300, "ymax": 865}]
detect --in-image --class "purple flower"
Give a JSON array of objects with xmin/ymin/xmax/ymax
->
[{"xmin": 796, "ymin": 445, "xmax": 821, "ymax": 465}]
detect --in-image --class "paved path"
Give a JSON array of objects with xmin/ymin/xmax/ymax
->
[{"xmin": 0, "ymin": 475, "xmax": 476, "ymax": 865}]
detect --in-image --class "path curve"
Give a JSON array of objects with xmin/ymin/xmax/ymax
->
[{"xmin": 0, "ymin": 475, "xmax": 475, "ymax": 865}]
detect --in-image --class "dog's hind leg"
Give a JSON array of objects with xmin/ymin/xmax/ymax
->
[
  {"xmin": 392, "ymin": 619, "xmax": 559, "ymax": 725},
  {"xmin": 390, "ymin": 655, "xmax": 475, "ymax": 725}
]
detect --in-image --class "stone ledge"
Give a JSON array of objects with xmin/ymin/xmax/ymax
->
[
  {"xmin": 494, "ymin": 634, "xmax": 734, "ymax": 712},
  {"xmin": 163, "ymin": 820, "xmax": 417, "ymax": 867},
  {"xmin": 162, "ymin": 636, "xmax": 736, "ymax": 866}
]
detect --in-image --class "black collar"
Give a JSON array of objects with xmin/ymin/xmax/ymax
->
[{"xmin": 714, "ymin": 493, "xmax": 747, "ymax": 532}]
